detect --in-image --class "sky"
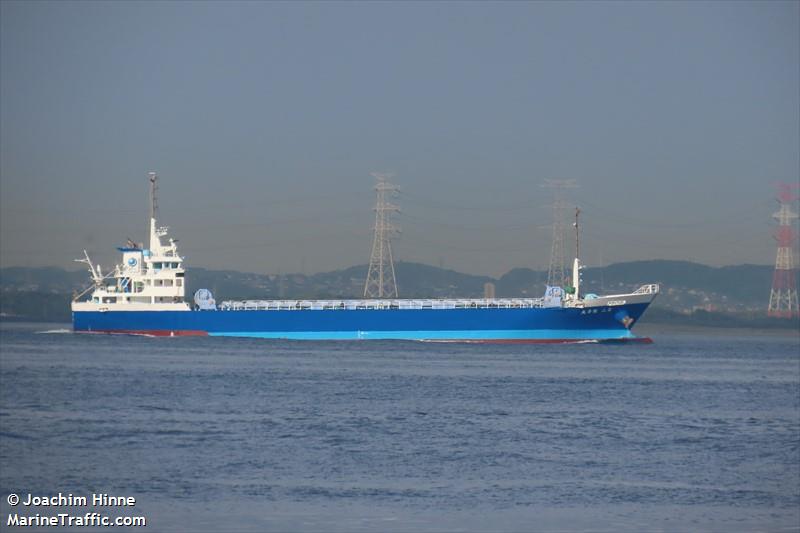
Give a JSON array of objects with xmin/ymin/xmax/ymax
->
[{"xmin": 1, "ymin": 1, "xmax": 798, "ymax": 277}]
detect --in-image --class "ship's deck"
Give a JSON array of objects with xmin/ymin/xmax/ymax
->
[
  {"xmin": 219, "ymin": 298, "xmax": 549, "ymax": 311},
  {"xmin": 216, "ymin": 285, "xmax": 659, "ymax": 312}
]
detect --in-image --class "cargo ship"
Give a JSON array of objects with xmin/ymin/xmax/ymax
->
[{"xmin": 71, "ymin": 174, "xmax": 659, "ymax": 342}]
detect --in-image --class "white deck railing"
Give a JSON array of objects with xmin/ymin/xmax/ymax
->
[
  {"xmin": 219, "ymin": 297, "xmax": 546, "ymax": 311},
  {"xmin": 633, "ymin": 284, "xmax": 660, "ymax": 295},
  {"xmin": 217, "ymin": 285, "xmax": 659, "ymax": 312}
]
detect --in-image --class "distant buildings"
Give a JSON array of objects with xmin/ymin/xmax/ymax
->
[{"xmin": 484, "ymin": 282, "xmax": 496, "ymax": 299}]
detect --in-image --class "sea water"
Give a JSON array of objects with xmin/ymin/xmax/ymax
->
[{"xmin": 1, "ymin": 322, "xmax": 798, "ymax": 531}]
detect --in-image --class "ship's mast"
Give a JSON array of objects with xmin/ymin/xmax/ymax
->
[
  {"xmin": 148, "ymin": 171, "xmax": 158, "ymax": 251},
  {"xmin": 574, "ymin": 207, "xmax": 580, "ymax": 262},
  {"xmin": 571, "ymin": 207, "xmax": 582, "ymax": 299}
]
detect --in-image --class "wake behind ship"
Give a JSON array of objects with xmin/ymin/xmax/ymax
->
[{"xmin": 71, "ymin": 174, "xmax": 659, "ymax": 342}]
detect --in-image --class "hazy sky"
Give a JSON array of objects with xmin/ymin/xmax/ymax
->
[{"xmin": 1, "ymin": 1, "xmax": 798, "ymax": 277}]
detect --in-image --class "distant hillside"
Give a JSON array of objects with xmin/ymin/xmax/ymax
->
[
  {"xmin": 2, "ymin": 260, "xmax": 798, "ymax": 327},
  {"xmin": 584, "ymin": 261, "xmax": 774, "ymax": 303},
  {"xmin": 577, "ymin": 261, "xmax": 785, "ymax": 313},
  {"xmin": 0, "ymin": 267, "xmax": 87, "ymax": 293}
]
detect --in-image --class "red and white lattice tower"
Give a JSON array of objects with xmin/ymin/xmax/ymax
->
[{"xmin": 767, "ymin": 183, "xmax": 799, "ymax": 318}]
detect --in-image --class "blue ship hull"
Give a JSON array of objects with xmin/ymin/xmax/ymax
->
[{"xmin": 72, "ymin": 302, "xmax": 652, "ymax": 342}]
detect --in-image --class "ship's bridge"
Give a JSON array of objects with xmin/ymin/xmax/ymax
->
[{"xmin": 71, "ymin": 174, "xmax": 190, "ymax": 312}]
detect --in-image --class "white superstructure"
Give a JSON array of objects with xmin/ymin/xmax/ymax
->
[{"xmin": 71, "ymin": 173, "xmax": 190, "ymax": 313}]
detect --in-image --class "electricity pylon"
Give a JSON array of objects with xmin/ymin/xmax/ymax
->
[
  {"xmin": 542, "ymin": 179, "xmax": 577, "ymax": 287},
  {"xmin": 364, "ymin": 173, "xmax": 400, "ymax": 298},
  {"xmin": 768, "ymin": 182, "xmax": 799, "ymax": 318}
]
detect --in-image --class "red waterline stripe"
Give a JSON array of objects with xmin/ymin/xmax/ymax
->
[
  {"xmin": 75, "ymin": 331, "xmax": 652, "ymax": 343},
  {"xmin": 77, "ymin": 330, "xmax": 208, "ymax": 337}
]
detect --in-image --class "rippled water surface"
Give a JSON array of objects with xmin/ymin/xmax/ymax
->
[{"xmin": 1, "ymin": 322, "xmax": 798, "ymax": 531}]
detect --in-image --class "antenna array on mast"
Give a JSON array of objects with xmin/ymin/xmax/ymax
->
[{"xmin": 364, "ymin": 173, "xmax": 400, "ymax": 298}]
